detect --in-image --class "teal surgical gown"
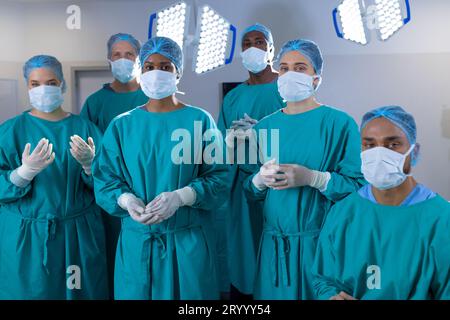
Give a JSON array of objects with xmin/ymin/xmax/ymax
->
[
  {"xmin": 242, "ymin": 106, "xmax": 366, "ymax": 300},
  {"xmin": 0, "ymin": 112, "xmax": 108, "ymax": 300},
  {"xmin": 92, "ymin": 105, "xmax": 228, "ymax": 300},
  {"xmin": 80, "ymin": 84, "xmax": 149, "ymax": 133},
  {"xmin": 358, "ymin": 183, "xmax": 436, "ymax": 206},
  {"xmin": 312, "ymin": 192, "xmax": 450, "ymax": 300},
  {"xmin": 80, "ymin": 83, "xmax": 149, "ymax": 297},
  {"xmin": 216, "ymin": 81, "xmax": 285, "ymax": 294}
]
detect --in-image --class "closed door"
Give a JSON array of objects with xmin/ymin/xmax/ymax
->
[
  {"xmin": 73, "ymin": 68, "xmax": 112, "ymax": 114},
  {"xmin": 0, "ymin": 79, "xmax": 18, "ymax": 124}
]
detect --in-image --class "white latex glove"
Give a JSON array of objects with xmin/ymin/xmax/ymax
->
[
  {"xmin": 69, "ymin": 135, "xmax": 95, "ymax": 175},
  {"xmin": 225, "ymin": 129, "xmax": 254, "ymax": 147},
  {"xmin": 252, "ymin": 159, "xmax": 281, "ymax": 191},
  {"xmin": 144, "ymin": 187, "xmax": 196, "ymax": 225},
  {"xmin": 231, "ymin": 113, "xmax": 258, "ymax": 130},
  {"xmin": 267, "ymin": 164, "xmax": 330, "ymax": 191},
  {"xmin": 330, "ymin": 292, "xmax": 357, "ymax": 300},
  {"xmin": 117, "ymin": 193, "xmax": 158, "ymax": 224},
  {"xmin": 17, "ymin": 138, "xmax": 55, "ymax": 181},
  {"xmin": 225, "ymin": 114, "xmax": 258, "ymax": 148}
]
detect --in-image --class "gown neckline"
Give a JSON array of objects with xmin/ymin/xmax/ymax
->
[
  {"xmin": 354, "ymin": 190, "xmax": 442, "ymax": 211},
  {"xmin": 137, "ymin": 104, "xmax": 190, "ymax": 115},
  {"xmin": 24, "ymin": 110, "xmax": 73, "ymax": 124},
  {"xmin": 279, "ymin": 104, "xmax": 326, "ymax": 117}
]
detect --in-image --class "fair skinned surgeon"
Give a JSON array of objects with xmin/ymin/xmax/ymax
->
[
  {"xmin": 79, "ymin": 33, "xmax": 149, "ymax": 297},
  {"xmin": 0, "ymin": 55, "xmax": 107, "ymax": 299},
  {"xmin": 242, "ymin": 39, "xmax": 365, "ymax": 300}
]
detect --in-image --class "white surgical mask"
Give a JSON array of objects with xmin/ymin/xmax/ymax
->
[
  {"xmin": 240, "ymin": 47, "xmax": 270, "ymax": 74},
  {"xmin": 29, "ymin": 85, "xmax": 64, "ymax": 113},
  {"xmin": 109, "ymin": 58, "xmax": 140, "ymax": 84},
  {"xmin": 140, "ymin": 70, "xmax": 178, "ymax": 100},
  {"xmin": 277, "ymin": 71, "xmax": 320, "ymax": 102},
  {"xmin": 361, "ymin": 144, "xmax": 415, "ymax": 190}
]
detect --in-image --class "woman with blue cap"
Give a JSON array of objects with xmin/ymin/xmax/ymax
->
[
  {"xmin": 80, "ymin": 32, "xmax": 148, "ymax": 298},
  {"xmin": 242, "ymin": 39, "xmax": 365, "ymax": 299},
  {"xmin": 216, "ymin": 23, "xmax": 285, "ymax": 299},
  {"xmin": 92, "ymin": 36, "xmax": 228, "ymax": 299},
  {"xmin": 0, "ymin": 55, "xmax": 107, "ymax": 299},
  {"xmin": 312, "ymin": 106, "xmax": 450, "ymax": 300}
]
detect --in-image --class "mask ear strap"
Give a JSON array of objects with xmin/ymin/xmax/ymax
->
[
  {"xmin": 403, "ymin": 144, "xmax": 416, "ymax": 176},
  {"xmin": 313, "ymin": 75, "xmax": 322, "ymax": 91},
  {"xmin": 406, "ymin": 144, "xmax": 416, "ymax": 156},
  {"xmin": 267, "ymin": 45, "xmax": 275, "ymax": 63},
  {"xmin": 316, "ymin": 75, "xmax": 322, "ymax": 83}
]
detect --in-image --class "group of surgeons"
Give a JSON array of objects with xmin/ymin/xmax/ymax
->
[{"xmin": 0, "ymin": 22, "xmax": 449, "ymax": 300}]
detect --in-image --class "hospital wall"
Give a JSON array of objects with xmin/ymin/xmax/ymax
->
[{"xmin": 1, "ymin": 0, "xmax": 450, "ymax": 198}]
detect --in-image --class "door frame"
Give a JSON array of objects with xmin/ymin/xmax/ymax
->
[{"xmin": 70, "ymin": 65, "xmax": 110, "ymax": 114}]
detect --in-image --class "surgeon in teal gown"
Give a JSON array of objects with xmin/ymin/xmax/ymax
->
[
  {"xmin": 80, "ymin": 33, "xmax": 148, "ymax": 132},
  {"xmin": 312, "ymin": 106, "xmax": 450, "ymax": 300},
  {"xmin": 80, "ymin": 33, "xmax": 148, "ymax": 297},
  {"xmin": 217, "ymin": 23, "xmax": 285, "ymax": 297},
  {"xmin": 93, "ymin": 37, "xmax": 227, "ymax": 300},
  {"xmin": 242, "ymin": 40, "xmax": 365, "ymax": 300},
  {"xmin": 0, "ymin": 55, "xmax": 107, "ymax": 299}
]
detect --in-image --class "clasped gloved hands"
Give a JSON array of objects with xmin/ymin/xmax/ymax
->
[
  {"xmin": 118, "ymin": 187, "xmax": 196, "ymax": 225},
  {"xmin": 142, "ymin": 192, "xmax": 183, "ymax": 225},
  {"xmin": 330, "ymin": 292, "xmax": 357, "ymax": 300},
  {"xmin": 252, "ymin": 159, "xmax": 330, "ymax": 191},
  {"xmin": 252, "ymin": 159, "xmax": 279, "ymax": 190},
  {"xmin": 225, "ymin": 113, "xmax": 258, "ymax": 147},
  {"xmin": 69, "ymin": 135, "xmax": 95, "ymax": 175},
  {"xmin": 231, "ymin": 113, "xmax": 258, "ymax": 131},
  {"xmin": 118, "ymin": 193, "xmax": 148, "ymax": 223},
  {"xmin": 265, "ymin": 164, "xmax": 316, "ymax": 190},
  {"xmin": 16, "ymin": 138, "xmax": 55, "ymax": 181}
]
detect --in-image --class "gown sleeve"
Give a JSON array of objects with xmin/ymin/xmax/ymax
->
[
  {"xmin": 311, "ymin": 206, "xmax": 344, "ymax": 300},
  {"xmin": 80, "ymin": 123, "xmax": 103, "ymax": 189},
  {"xmin": 240, "ymin": 125, "xmax": 268, "ymax": 201},
  {"xmin": 430, "ymin": 216, "xmax": 450, "ymax": 299},
  {"xmin": 241, "ymin": 171, "xmax": 267, "ymax": 201},
  {"xmin": 0, "ymin": 143, "xmax": 32, "ymax": 204},
  {"xmin": 92, "ymin": 123, "xmax": 132, "ymax": 217},
  {"xmin": 217, "ymin": 92, "xmax": 239, "ymax": 190},
  {"xmin": 81, "ymin": 171, "xmax": 93, "ymax": 189},
  {"xmin": 321, "ymin": 116, "xmax": 366, "ymax": 202},
  {"xmin": 187, "ymin": 114, "xmax": 229, "ymax": 211},
  {"xmin": 217, "ymin": 95, "xmax": 230, "ymax": 135},
  {"xmin": 80, "ymin": 95, "xmax": 99, "ymax": 128}
]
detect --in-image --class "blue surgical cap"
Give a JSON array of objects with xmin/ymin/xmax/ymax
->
[
  {"xmin": 139, "ymin": 36, "xmax": 184, "ymax": 77},
  {"xmin": 23, "ymin": 55, "xmax": 66, "ymax": 93},
  {"xmin": 107, "ymin": 33, "xmax": 141, "ymax": 59},
  {"xmin": 277, "ymin": 39, "xmax": 323, "ymax": 76},
  {"xmin": 241, "ymin": 23, "xmax": 274, "ymax": 48},
  {"xmin": 361, "ymin": 106, "xmax": 419, "ymax": 165}
]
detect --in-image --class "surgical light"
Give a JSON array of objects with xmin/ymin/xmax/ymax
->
[
  {"xmin": 193, "ymin": 5, "xmax": 236, "ymax": 74},
  {"xmin": 148, "ymin": 2, "xmax": 189, "ymax": 49},
  {"xmin": 148, "ymin": 2, "xmax": 236, "ymax": 76},
  {"xmin": 333, "ymin": 0, "xmax": 411, "ymax": 45},
  {"xmin": 375, "ymin": 0, "xmax": 404, "ymax": 41},
  {"xmin": 337, "ymin": 0, "xmax": 368, "ymax": 45}
]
